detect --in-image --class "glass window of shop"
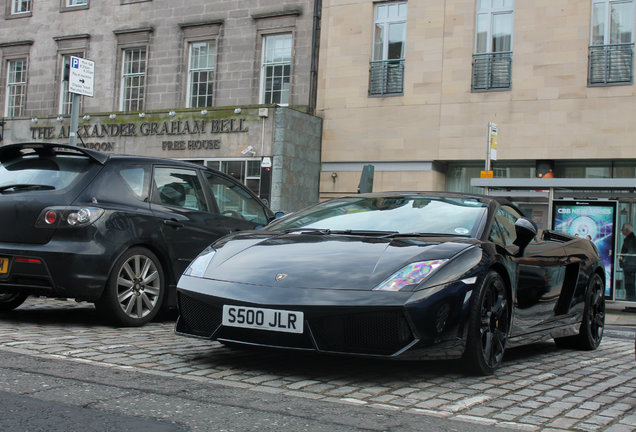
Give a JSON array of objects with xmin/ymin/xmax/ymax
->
[
  {"xmin": 184, "ymin": 159, "xmax": 262, "ymax": 197},
  {"xmin": 446, "ymin": 162, "xmax": 535, "ymax": 193},
  {"xmin": 446, "ymin": 160, "xmax": 636, "ymax": 193}
]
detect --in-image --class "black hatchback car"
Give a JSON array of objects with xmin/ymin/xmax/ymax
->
[{"xmin": 0, "ymin": 142, "xmax": 273, "ymax": 326}]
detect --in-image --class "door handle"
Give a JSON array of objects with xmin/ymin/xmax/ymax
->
[{"xmin": 163, "ymin": 219, "xmax": 184, "ymax": 228}]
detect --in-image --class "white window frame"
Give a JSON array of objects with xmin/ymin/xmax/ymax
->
[
  {"xmin": 590, "ymin": 0, "xmax": 634, "ymax": 45},
  {"xmin": 119, "ymin": 47, "xmax": 147, "ymax": 112},
  {"xmin": 4, "ymin": 59, "xmax": 28, "ymax": 117},
  {"xmin": 11, "ymin": 0, "xmax": 31, "ymax": 14},
  {"xmin": 474, "ymin": 0, "xmax": 515, "ymax": 54},
  {"xmin": 186, "ymin": 40, "xmax": 216, "ymax": 108},
  {"xmin": 66, "ymin": 0, "xmax": 88, "ymax": 5},
  {"xmin": 372, "ymin": 2, "xmax": 408, "ymax": 61},
  {"xmin": 259, "ymin": 33, "xmax": 292, "ymax": 106}
]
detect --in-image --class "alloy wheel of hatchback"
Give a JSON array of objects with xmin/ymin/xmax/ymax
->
[{"xmin": 97, "ymin": 247, "xmax": 165, "ymax": 326}]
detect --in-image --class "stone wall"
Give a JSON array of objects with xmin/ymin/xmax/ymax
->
[
  {"xmin": 317, "ymin": 0, "xmax": 636, "ymax": 196},
  {"xmin": 0, "ymin": 0, "xmax": 317, "ymax": 116},
  {"xmin": 271, "ymin": 107, "xmax": 322, "ymax": 213}
]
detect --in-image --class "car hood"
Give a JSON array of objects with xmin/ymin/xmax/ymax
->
[{"xmin": 199, "ymin": 232, "xmax": 478, "ymax": 290}]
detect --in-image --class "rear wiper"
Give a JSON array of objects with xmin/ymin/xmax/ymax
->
[
  {"xmin": 0, "ymin": 184, "xmax": 55, "ymax": 192},
  {"xmin": 383, "ymin": 232, "xmax": 471, "ymax": 238}
]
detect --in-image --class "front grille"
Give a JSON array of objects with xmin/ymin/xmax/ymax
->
[
  {"xmin": 177, "ymin": 295, "xmax": 414, "ymax": 356},
  {"xmin": 177, "ymin": 293, "xmax": 222, "ymax": 338},
  {"xmin": 310, "ymin": 310, "xmax": 414, "ymax": 356}
]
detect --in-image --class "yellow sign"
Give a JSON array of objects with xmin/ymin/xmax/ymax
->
[{"xmin": 480, "ymin": 170, "xmax": 494, "ymax": 178}]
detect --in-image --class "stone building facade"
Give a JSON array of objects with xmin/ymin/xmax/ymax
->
[
  {"xmin": 317, "ymin": 0, "xmax": 636, "ymax": 199},
  {"xmin": 0, "ymin": 0, "xmax": 322, "ymax": 213}
]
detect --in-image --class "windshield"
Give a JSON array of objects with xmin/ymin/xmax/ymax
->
[
  {"xmin": 0, "ymin": 155, "xmax": 92, "ymax": 191},
  {"xmin": 267, "ymin": 196, "xmax": 488, "ymax": 237}
]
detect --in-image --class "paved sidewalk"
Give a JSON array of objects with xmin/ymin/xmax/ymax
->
[{"xmin": 606, "ymin": 302, "xmax": 636, "ymax": 327}]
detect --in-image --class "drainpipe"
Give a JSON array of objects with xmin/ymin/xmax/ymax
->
[{"xmin": 308, "ymin": 0, "xmax": 321, "ymax": 114}]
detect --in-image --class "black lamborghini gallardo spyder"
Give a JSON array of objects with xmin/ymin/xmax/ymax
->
[{"xmin": 175, "ymin": 192, "xmax": 605, "ymax": 375}]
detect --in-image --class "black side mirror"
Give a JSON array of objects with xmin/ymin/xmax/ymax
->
[{"xmin": 513, "ymin": 218, "xmax": 537, "ymax": 255}]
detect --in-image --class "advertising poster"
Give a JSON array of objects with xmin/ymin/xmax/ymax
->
[{"xmin": 552, "ymin": 200, "xmax": 617, "ymax": 298}]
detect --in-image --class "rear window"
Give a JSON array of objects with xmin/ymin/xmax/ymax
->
[{"xmin": 0, "ymin": 155, "xmax": 92, "ymax": 191}]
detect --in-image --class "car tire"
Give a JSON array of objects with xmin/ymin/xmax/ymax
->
[
  {"xmin": 0, "ymin": 293, "xmax": 28, "ymax": 312},
  {"xmin": 554, "ymin": 273, "xmax": 604, "ymax": 350},
  {"xmin": 463, "ymin": 270, "xmax": 510, "ymax": 375},
  {"xmin": 96, "ymin": 247, "xmax": 165, "ymax": 327}
]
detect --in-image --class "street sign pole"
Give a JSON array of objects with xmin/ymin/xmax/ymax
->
[
  {"xmin": 483, "ymin": 122, "xmax": 498, "ymax": 195},
  {"xmin": 484, "ymin": 123, "xmax": 492, "ymax": 194},
  {"xmin": 68, "ymin": 56, "xmax": 95, "ymax": 146},
  {"xmin": 69, "ymin": 93, "xmax": 80, "ymax": 146}
]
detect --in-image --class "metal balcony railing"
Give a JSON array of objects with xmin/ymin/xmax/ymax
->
[
  {"xmin": 369, "ymin": 59, "xmax": 405, "ymax": 96},
  {"xmin": 588, "ymin": 43, "xmax": 634, "ymax": 86},
  {"xmin": 472, "ymin": 51, "xmax": 512, "ymax": 91}
]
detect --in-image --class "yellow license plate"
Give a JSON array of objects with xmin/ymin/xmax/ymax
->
[{"xmin": 0, "ymin": 258, "xmax": 8, "ymax": 274}]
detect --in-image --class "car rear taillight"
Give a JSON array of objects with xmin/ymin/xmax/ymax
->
[
  {"xmin": 35, "ymin": 206, "xmax": 104, "ymax": 228},
  {"xmin": 44, "ymin": 210, "xmax": 57, "ymax": 225}
]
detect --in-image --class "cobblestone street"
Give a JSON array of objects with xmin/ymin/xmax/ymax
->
[{"xmin": 0, "ymin": 298, "xmax": 634, "ymax": 432}]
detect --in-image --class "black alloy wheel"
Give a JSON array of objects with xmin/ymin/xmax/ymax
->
[
  {"xmin": 555, "ymin": 273, "xmax": 605, "ymax": 350},
  {"xmin": 96, "ymin": 247, "xmax": 165, "ymax": 327},
  {"xmin": 463, "ymin": 271, "xmax": 510, "ymax": 375},
  {"xmin": 0, "ymin": 292, "xmax": 28, "ymax": 312}
]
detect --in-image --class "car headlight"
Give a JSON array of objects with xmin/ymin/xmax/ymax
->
[
  {"xmin": 183, "ymin": 247, "xmax": 216, "ymax": 278},
  {"xmin": 373, "ymin": 260, "xmax": 448, "ymax": 292}
]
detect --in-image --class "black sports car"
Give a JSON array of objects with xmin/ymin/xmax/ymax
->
[{"xmin": 175, "ymin": 192, "xmax": 605, "ymax": 374}]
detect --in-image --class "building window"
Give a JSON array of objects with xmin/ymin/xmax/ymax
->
[
  {"xmin": 472, "ymin": 0, "xmax": 514, "ymax": 91},
  {"xmin": 260, "ymin": 34, "xmax": 292, "ymax": 105},
  {"xmin": 187, "ymin": 41, "xmax": 216, "ymax": 108},
  {"xmin": 61, "ymin": 0, "xmax": 88, "ymax": 11},
  {"xmin": 369, "ymin": 2, "xmax": 407, "ymax": 96},
  {"xmin": 11, "ymin": 0, "xmax": 31, "ymax": 14},
  {"xmin": 200, "ymin": 159, "xmax": 262, "ymax": 197},
  {"xmin": 5, "ymin": 59, "xmax": 27, "ymax": 117},
  {"xmin": 59, "ymin": 54, "xmax": 82, "ymax": 115},
  {"xmin": 120, "ymin": 48, "xmax": 146, "ymax": 111},
  {"xmin": 589, "ymin": 0, "xmax": 634, "ymax": 85}
]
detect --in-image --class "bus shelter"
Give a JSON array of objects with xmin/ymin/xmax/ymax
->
[{"xmin": 470, "ymin": 177, "xmax": 636, "ymax": 306}]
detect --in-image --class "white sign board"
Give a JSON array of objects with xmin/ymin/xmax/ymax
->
[
  {"xmin": 69, "ymin": 56, "xmax": 94, "ymax": 97},
  {"xmin": 489, "ymin": 122, "xmax": 498, "ymax": 161}
]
